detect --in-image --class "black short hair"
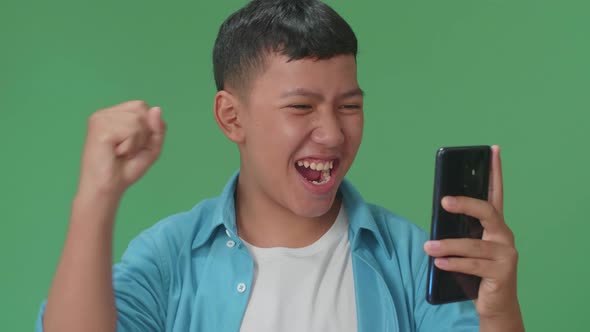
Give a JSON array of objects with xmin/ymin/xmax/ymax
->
[{"xmin": 213, "ymin": 0, "xmax": 357, "ymax": 93}]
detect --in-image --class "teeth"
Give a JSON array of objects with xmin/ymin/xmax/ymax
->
[
  {"xmin": 311, "ymin": 171, "xmax": 331, "ymax": 185},
  {"xmin": 297, "ymin": 160, "xmax": 335, "ymax": 170},
  {"xmin": 298, "ymin": 159, "xmax": 333, "ymax": 185}
]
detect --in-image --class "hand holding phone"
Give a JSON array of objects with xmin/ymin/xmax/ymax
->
[{"xmin": 423, "ymin": 145, "xmax": 523, "ymax": 329}]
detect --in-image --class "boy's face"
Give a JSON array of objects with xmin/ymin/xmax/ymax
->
[{"xmin": 238, "ymin": 53, "xmax": 363, "ymax": 218}]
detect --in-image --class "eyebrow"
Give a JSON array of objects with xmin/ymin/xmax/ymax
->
[{"xmin": 280, "ymin": 87, "xmax": 365, "ymax": 100}]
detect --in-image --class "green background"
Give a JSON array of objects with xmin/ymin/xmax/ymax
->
[{"xmin": 1, "ymin": 0, "xmax": 588, "ymax": 330}]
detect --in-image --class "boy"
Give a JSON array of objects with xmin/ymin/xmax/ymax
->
[{"xmin": 38, "ymin": 0, "xmax": 524, "ymax": 331}]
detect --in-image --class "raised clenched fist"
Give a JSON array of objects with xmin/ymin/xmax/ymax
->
[{"xmin": 77, "ymin": 100, "xmax": 166, "ymax": 198}]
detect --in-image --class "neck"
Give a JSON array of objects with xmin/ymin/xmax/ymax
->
[{"xmin": 235, "ymin": 177, "xmax": 341, "ymax": 248}]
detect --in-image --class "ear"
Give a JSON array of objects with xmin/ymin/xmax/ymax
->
[{"xmin": 214, "ymin": 90, "xmax": 245, "ymax": 143}]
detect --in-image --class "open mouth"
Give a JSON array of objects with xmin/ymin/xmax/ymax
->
[{"xmin": 294, "ymin": 158, "xmax": 339, "ymax": 185}]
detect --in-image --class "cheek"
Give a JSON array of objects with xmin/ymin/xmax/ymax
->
[
  {"xmin": 343, "ymin": 115, "xmax": 364, "ymax": 148},
  {"xmin": 247, "ymin": 111, "xmax": 282, "ymax": 141},
  {"xmin": 247, "ymin": 113, "xmax": 307, "ymax": 158},
  {"xmin": 265, "ymin": 114, "xmax": 309, "ymax": 144}
]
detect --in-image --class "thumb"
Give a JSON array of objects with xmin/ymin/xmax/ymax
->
[
  {"xmin": 145, "ymin": 106, "xmax": 166, "ymax": 157},
  {"xmin": 122, "ymin": 107, "xmax": 166, "ymax": 180},
  {"xmin": 147, "ymin": 106, "xmax": 166, "ymax": 135}
]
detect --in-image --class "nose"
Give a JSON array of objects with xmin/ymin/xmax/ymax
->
[{"xmin": 311, "ymin": 110, "xmax": 345, "ymax": 147}]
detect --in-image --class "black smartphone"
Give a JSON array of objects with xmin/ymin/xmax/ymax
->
[{"xmin": 426, "ymin": 145, "xmax": 491, "ymax": 305}]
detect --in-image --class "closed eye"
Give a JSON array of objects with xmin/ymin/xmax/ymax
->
[
  {"xmin": 288, "ymin": 104, "xmax": 313, "ymax": 110},
  {"xmin": 338, "ymin": 104, "xmax": 362, "ymax": 113},
  {"xmin": 339, "ymin": 104, "xmax": 361, "ymax": 109}
]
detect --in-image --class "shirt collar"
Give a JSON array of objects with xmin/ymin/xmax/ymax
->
[
  {"xmin": 190, "ymin": 171, "xmax": 239, "ymax": 250},
  {"xmin": 191, "ymin": 170, "xmax": 392, "ymax": 259},
  {"xmin": 339, "ymin": 178, "xmax": 392, "ymax": 259}
]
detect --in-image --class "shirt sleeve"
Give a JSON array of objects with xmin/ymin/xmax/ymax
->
[
  {"xmin": 34, "ymin": 231, "xmax": 169, "ymax": 332},
  {"xmin": 113, "ymin": 231, "xmax": 169, "ymax": 331},
  {"xmin": 35, "ymin": 301, "xmax": 47, "ymax": 332},
  {"xmin": 413, "ymin": 256, "xmax": 480, "ymax": 331}
]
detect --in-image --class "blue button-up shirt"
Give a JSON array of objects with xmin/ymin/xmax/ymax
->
[{"xmin": 36, "ymin": 172, "xmax": 479, "ymax": 331}]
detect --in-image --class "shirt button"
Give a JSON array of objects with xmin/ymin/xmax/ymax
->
[
  {"xmin": 237, "ymin": 283, "xmax": 247, "ymax": 293},
  {"xmin": 226, "ymin": 240, "xmax": 236, "ymax": 248},
  {"xmin": 225, "ymin": 229, "xmax": 231, "ymax": 238}
]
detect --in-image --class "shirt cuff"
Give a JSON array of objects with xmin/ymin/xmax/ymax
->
[{"xmin": 35, "ymin": 301, "xmax": 47, "ymax": 332}]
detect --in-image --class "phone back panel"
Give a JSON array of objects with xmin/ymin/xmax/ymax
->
[{"xmin": 426, "ymin": 146, "xmax": 490, "ymax": 304}]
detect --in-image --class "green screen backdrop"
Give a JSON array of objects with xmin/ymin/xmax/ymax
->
[{"xmin": 1, "ymin": 0, "xmax": 588, "ymax": 330}]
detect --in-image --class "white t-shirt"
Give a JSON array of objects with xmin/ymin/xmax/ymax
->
[{"xmin": 240, "ymin": 205, "xmax": 357, "ymax": 332}]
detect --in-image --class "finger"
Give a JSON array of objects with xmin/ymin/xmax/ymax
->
[
  {"xmin": 442, "ymin": 196, "xmax": 504, "ymax": 232},
  {"xmin": 488, "ymin": 145, "xmax": 504, "ymax": 213},
  {"xmin": 124, "ymin": 125, "xmax": 166, "ymax": 176},
  {"xmin": 113, "ymin": 107, "xmax": 156, "ymax": 157},
  {"xmin": 435, "ymin": 244, "xmax": 518, "ymax": 279},
  {"xmin": 434, "ymin": 257, "xmax": 503, "ymax": 279},
  {"xmin": 115, "ymin": 138, "xmax": 132, "ymax": 157},
  {"xmin": 128, "ymin": 135, "xmax": 164, "ymax": 170},
  {"xmin": 114, "ymin": 130, "xmax": 149, "ymax": 158},
  {"xmin": 424, "ymin": 238, "xmax": 510, "ymax": 260},
  {"xmin": 113, "ymin": 118, "xmax": 150, "ymax": 158},
  {"xmin": 144, "ymin": 107, "xmax": 166, "ymax": 155},
  {"xmin": 114, "ymin": 100, "xmax": 150, "ymax": 113},
  {"xmin": 143, "ymin": 125, "xmax": 165, "ymax": 160}
]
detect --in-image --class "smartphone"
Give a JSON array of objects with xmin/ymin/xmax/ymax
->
[{"xmin": 426, "ymin": 145, "xmax": 491, "ymax": 305}]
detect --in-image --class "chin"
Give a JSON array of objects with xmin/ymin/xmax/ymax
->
[{"xmin": 289, "ymin": 195, "xmax": 338, "ymax": 219}]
